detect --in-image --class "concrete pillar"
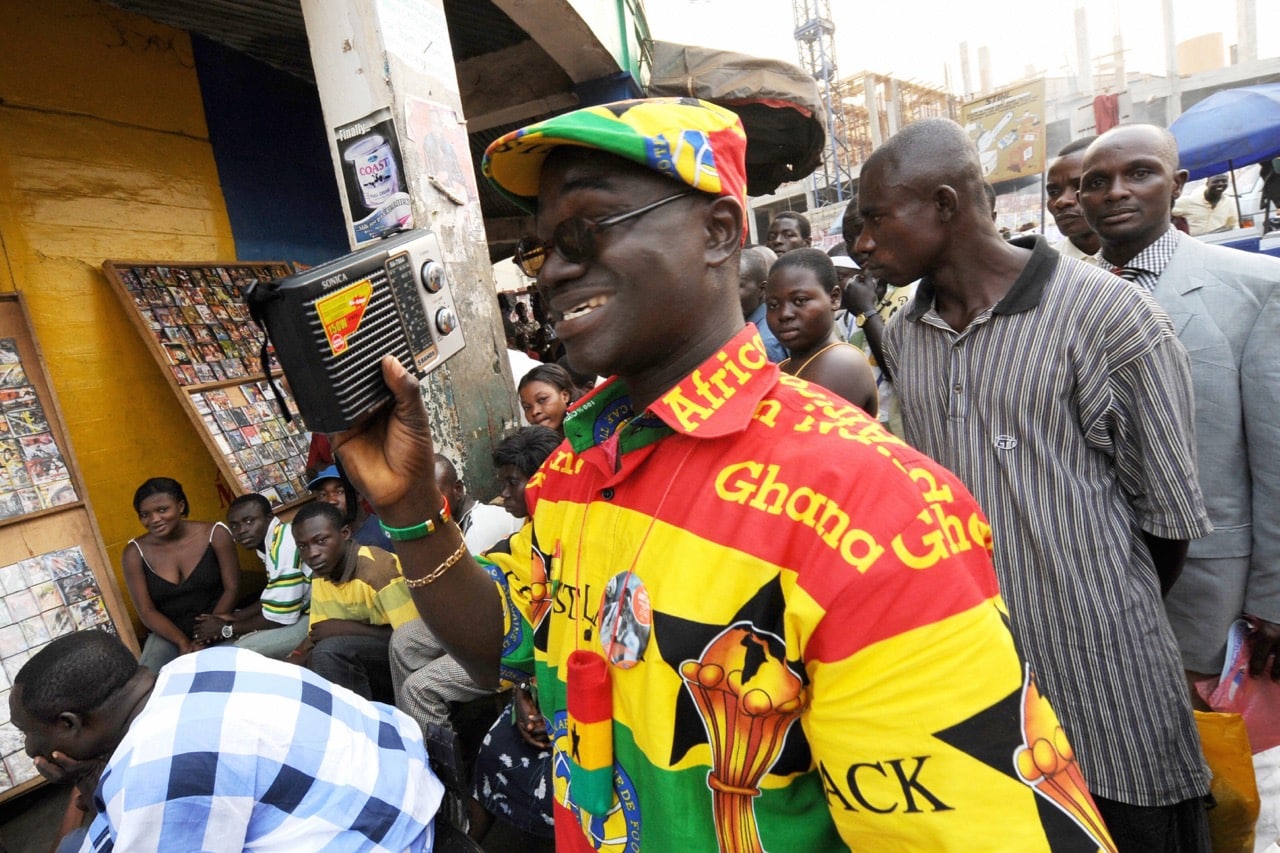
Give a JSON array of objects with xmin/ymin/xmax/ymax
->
[
  {"xmin": 1112, "ymin": 33, "xmax": 1126, "ymax": 92},
  {"xmin": 959, "ymin": 42, "xmax": 972, "ymax": 100},
  {"xmin": 978, "ymin": 46, "xmax": 992, "ymax": 96},
  {"xmin": 1074, "ymin": 4, "xmax": 1091, "ymax": 94},
  {"xmin": 1163, "ymin": 0, "xmax": 1182, "ymax": 124},
  {"xmin": 864, "ymin": 73, "xmax": 882, "ymax": 148},
  {"xmin": 885, "ymin": 77, "xmax": 900, "ymax": 137},
  {"xmin": 1237, "ymin": 0, "xmax": 1258, "ymax": 64},
  {"xmin": 300, "ymin": 0, "xmax": 518, "ymax": 490}
]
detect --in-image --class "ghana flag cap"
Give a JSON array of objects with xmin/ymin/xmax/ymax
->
[{"xmin": 482, "ymin": 97, "xmax": 748, "ymax": 214}]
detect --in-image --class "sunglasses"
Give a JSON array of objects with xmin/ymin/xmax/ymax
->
[{"xmin": 513, "ymin": 191, "xmax": 691, "ymax": 278}]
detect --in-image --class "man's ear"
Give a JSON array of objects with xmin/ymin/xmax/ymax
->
[
  {"xmin": 339, "ymin": 524, "xmax": 352, "ymax": 541},
  {"xmin": 1171, "ymin": 169, "xmax": 1189, "ymax": 202},
  {"xmin": 935, "ymin": 186, "xmax": 960, "ymax": 222},
  {"xmin": 705, "ymin": 197, "xmax": 745, "ymax": 268},
  {"xmin": 56, "ymin": 711, "xmax": 84, "ymax": 734},
  {"xmin": 827, "ymin": 286, "xmax": 843, "ymax": 310}
]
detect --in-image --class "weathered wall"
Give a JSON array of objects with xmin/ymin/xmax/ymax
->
[
  {"xmin": 0, "ymin": 0, "xmax": 236, "ymax": 625},
  {"xmin": 191, "ymin": 33, "xmax": 351, "ymax": 267}
]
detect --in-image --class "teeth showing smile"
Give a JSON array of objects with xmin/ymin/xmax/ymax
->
[{"xmin": 562, "ymin": 295, "xmax": 609, "ymax": 321}]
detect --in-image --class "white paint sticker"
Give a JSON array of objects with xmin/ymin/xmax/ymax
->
[{"xmin": 376, "ymin": 0, "xmax": 455, "ymax": 84}]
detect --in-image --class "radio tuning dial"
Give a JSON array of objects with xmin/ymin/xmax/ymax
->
[
  {"xmin": 435, "ymin": 307, "xmax": 458, "ymax": 335},
  {"xmin": 420, "ymin": 260, "xmax": 445, "ymax": 293}
]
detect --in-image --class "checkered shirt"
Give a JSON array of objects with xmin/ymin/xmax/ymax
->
[
  {"xmin": 80, "ymin": 647, "xmax": 442, "ymax": 852},
  {"xmin": 1102, "ymin": 224, "xmax": 1180, "ymax": 291}
]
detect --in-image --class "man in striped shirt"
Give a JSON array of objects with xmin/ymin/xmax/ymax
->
[{"xmin": 862, "ymin": 118, "xmax": 1213, "ymax": 851}]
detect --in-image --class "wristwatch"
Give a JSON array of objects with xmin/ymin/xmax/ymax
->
[
  {"xmin": 221, "ymin": 623, "xmax": 235, "ymax": 640},
  {"xmin": 854, "ymin": 312, "xmax": 871, "ymax": 328}
]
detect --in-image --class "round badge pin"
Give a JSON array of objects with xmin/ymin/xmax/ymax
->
[{"xmin": 596, "ymin": 571, "xmax": 652, "ymax": 669}]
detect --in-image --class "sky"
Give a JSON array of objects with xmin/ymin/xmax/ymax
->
[{"xmin": 643, "ymin": 0, "xmax": 1279, "ymax": 94}]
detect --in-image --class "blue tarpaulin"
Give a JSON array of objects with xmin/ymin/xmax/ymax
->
[{"xmin": 1170, "ymin": 83, "xmax": 1280, "ymax": 179}]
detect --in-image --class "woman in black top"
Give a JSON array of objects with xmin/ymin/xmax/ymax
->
[{"xmin": 122, "ymin": 477, "xmax": 239, "ymax": 671}]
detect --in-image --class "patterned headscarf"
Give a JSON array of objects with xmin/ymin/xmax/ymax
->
[{"xmin": 482, "ymin": 97, "xmax": 748, "ymax": 215}]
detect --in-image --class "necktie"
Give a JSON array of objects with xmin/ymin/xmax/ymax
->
[{"xmin": 1110, "ymin": 266, "xmax": 1140, "ymax": 282}]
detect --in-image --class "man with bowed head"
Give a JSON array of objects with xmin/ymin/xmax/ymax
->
[
  {"xmin": 434, "ymin": 454, "xmax": 519, "ymax": 554},
  {"xmin": 11, "ymin": 630, "xmax": 443, "ymax": 852},
  {"xmin": 858, "ymin": 116, "xmax": 1211, "ymax": 851},
  {"xmin": 335, "ymin": 97, "xmax": 1112, "ymax": 850},
  {"xmin": 191, "ymin": 493, "xmax": 310, "ymax": 659}
]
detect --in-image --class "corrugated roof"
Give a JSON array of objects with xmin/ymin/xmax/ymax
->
[{"xmin": 104, "ymin": 0, "xmax": 530, "ymax": 80}]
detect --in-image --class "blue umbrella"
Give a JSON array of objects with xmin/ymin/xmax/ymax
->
[{"xmin": 1170, "ymin": 83, "xmax": 1280, "ymax": 180}]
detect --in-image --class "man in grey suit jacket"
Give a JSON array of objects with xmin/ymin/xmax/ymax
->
[{"xmin": 1080, "ymin": 124, "xmax": 1280, "ymax": 686}]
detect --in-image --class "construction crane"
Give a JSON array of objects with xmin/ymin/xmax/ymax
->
[{"xmin": 792, "ymin": 0, "xmax": 853, "ymax": 204}]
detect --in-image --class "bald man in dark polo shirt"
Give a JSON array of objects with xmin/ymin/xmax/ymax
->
[{"xmin": 862, "ymin": 116, "xmax": 1212, "ymax": 851}]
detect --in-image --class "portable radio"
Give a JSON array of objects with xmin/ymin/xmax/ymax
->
[{"xmin": 246, "ymin": 229, "xmax": 465, "ymax": 433}]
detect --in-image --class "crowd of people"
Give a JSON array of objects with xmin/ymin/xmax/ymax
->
[
  {"xmin": 15, "ymin": 360, "xmax": 583, "ymax": 850},
  {"xmin": 10, "ymin": 95, "xmax": 1280, "ymax": 853}
]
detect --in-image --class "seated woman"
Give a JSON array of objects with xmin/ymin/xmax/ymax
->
[
  {"xmin": 518, "ymin": 363, "xmax": 578, "ymax": 434},
  {"xmin": 122, "ymin": 477, "xmax": 239, "ymax": 671},
  {"xmin": 766, "ymin": 248, "xmax": 878, "ymax": 416},
  {"xmin": 468, "ymin": 680, "xmax": 554, "ymax": 846},
  {"xmin": 122, "ymin": 473, "xmax": 240, "ymax": 666}
]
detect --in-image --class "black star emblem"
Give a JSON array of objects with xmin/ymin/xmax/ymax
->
[
  {"xmin": 652, "ymin": 575, "xmax": 811, "ymax": 774},
  {"xmin": 932, "ymin": 682, "xmax": 1101, "ymax": 849},
  {"xmin": 931, "ymin": 685, "xmax": 1023, "ymax": 783}
]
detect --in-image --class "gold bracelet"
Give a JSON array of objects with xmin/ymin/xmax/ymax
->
[{"xmin": 403, "ymin": 538, "xmax": 469, "ymax": 588}]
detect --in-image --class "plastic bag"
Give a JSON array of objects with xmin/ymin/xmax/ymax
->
[
  {"xmin": 1200, "ymin": 620, "xmax": 1280, "ymax": 754},
  {"xmin": 1196, "ymin": 710, "xmax": 1261, "ymax": 853}
]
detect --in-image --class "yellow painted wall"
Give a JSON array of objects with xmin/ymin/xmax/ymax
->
[{"xmin": 0, "ymin": 0, "xmax": 237, "ymax": 628}]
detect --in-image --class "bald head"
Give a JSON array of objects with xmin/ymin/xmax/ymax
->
[
  {"xmin": 863, "ymin": 118, "xmax": 991, "ymax": 219},
  {"xmin": 853, "ymin": 118, "xmax": 1015, "ymax": 287},
  {"xmin": 739, "ymin": 248, "xmax": 769, "ymax": 285},
  {"xmin": 434, "ymin": 455, "xmax": 469, "ymax": 512},
  {"xmin": 738, "ymin": 248, "xmax": 769, "ymax": 317},
  {"xmin": 1087, "ymin": 124, "xmax": 1180, "ymax": 173},
  {"xmin": 434, "ymin": 455, "xmax": 458, "ymax": 486},
  {"xmin": 1078, "ymin": 124, "xmax": 1187, "ymax": 264},
  {"xmin": 748, "ymin": 244, "xmax": 777, "ymax": 271}
]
